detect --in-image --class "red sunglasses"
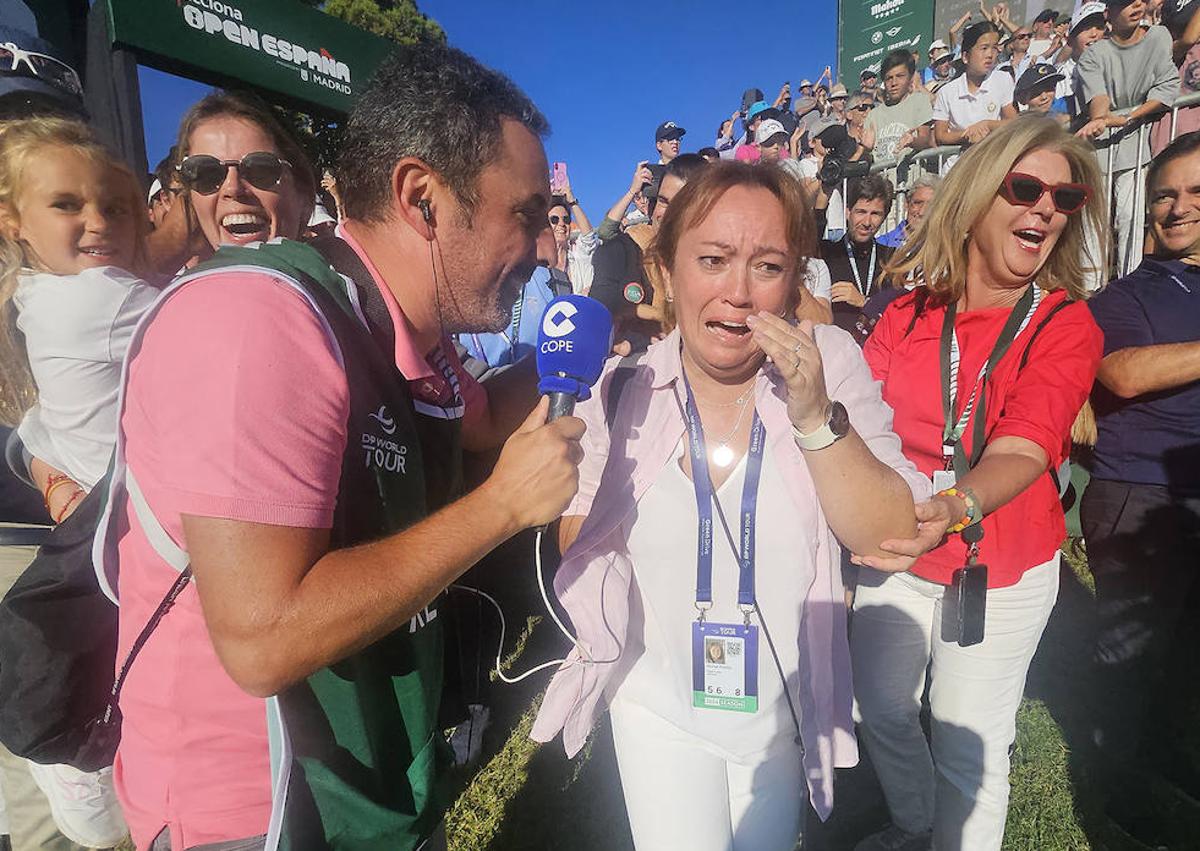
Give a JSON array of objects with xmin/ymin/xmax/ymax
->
[{"xmin": 999, "ymin": 172, "xmax": 1091, "ymax": 215}]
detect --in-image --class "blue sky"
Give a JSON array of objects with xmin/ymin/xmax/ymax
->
[{"xmin": 140, "ymin": 0, "xmax": 839, "ymax": 223}]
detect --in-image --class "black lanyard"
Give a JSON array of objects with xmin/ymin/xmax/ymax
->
[
  {"xmin": 938, "ymin": 285, "xmax": 1038, "ymax": 546},
  {"xmin": 844, "ymin": 238, "xmax": 877, "ymax": 297}
]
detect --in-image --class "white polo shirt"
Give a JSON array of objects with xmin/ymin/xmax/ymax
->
[{"xmin": 931, "ymin": 69, "xmax": 1015, "ymax": 129}]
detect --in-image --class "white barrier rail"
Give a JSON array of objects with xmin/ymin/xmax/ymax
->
[{"xmin": 865, "ymin": 91, "xmax": 1200, "ymax": 278}]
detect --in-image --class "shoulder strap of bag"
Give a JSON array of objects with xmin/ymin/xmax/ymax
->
[
  {"xmin": 604, "ymin": 353, "xmax": 645, "ymax": 429},
  {"xmin": 102, "ymin": 469, "xmax": 192, "ymax": 718}
]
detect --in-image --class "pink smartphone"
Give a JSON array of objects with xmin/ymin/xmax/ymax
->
[{"xmin": 551, "ymin": 162, "xmax": 568, "ymax": 195}]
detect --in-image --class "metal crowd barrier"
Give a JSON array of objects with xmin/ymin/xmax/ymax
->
[{"xmin": 864, "ymin": 91, "xmax": 1200, "ymax": 279}]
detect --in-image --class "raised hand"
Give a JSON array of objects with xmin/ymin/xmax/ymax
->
[
  {"xmin": 487, "ymin": 397, "xmax": 586, "ymax": 529},
  {"xmin": 745, "ymin": 312, "xmax": 830, "ymax": 434}
]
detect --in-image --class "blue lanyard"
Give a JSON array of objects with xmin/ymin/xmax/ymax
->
[{"xmin": 680, "ymin": 376, "xmax": 766, "ymax": 617}]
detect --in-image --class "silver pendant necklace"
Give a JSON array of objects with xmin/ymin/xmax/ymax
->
[{"xmin": 706, "ymin": 389, "xmax": 754, "ymax": 468}]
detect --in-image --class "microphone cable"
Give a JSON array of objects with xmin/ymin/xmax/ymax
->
[{"xmin": 450, "ymin": 527, "xmax": 595, "ymax": 685}]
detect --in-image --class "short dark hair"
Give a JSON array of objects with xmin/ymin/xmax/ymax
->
[
  {"xmin": 665, "ymin": 153, "xmax": 709, "ymax": 183},
  {"xmin": 153, "ymin": 147, "xmax": 178, "ymax": 190},
  {"xmin": 881, "ymin": 49, "xmax": 916, "ymax": 78},
  {"xmin": 1146, "ymin": 130, "xmax": 1200, "ymax": 196},
  {"xmin": 697, "ymin": 146, "xmax": 720, "ymax": 160},
  {"xmin": 847, "ymin": 173, "xmax": 896, "ymax": 216},
  {"xmin": 175, "ymin": 91, "xmax": 316, "ymax": 203},
  {"xmin": 338, "ymin": 41, "xmax": 549, "ymax": 223},
  {"xmin": 549, "ymin": 194, "xmax": 571, "ymax": 220}
]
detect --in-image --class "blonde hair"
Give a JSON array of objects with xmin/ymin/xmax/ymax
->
[
  {"xmin": 0, "ymin": 117, "xmax": 149, "ymax": 425},
  {"xmin": 884, "ymin": 115, "xmax": 1108, "ymax": 303}
]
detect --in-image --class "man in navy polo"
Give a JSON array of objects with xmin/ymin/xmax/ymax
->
[{"xmin": 1083, "ymin": 131, "xmax": 1200, "ymax": 838}]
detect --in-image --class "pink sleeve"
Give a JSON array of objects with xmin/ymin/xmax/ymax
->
[
  {"xmin": 563, "ymin": 359, "xmax": 620, "ymax": 519},
  {"xmin": 123, "ymin": 272, "xmax": 349, "ymax": 528}
]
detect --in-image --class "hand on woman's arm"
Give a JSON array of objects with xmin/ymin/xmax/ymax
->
[
  {"xmin": 854, "ymin": 436, "xmax": 1049, "ymax": 572},
  {"xmin": 746, "ymin": 313, "xmax": 917, "ymax": 559}
]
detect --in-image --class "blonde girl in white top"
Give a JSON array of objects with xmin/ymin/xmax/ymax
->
[{"xmin": 0, "ymin": 115, "xmax": 157, "ymax": 848}]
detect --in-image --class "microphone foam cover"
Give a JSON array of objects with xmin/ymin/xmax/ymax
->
[{"xmin": 535, "ymin": 295, "xmax": 613, "ymax": 402}]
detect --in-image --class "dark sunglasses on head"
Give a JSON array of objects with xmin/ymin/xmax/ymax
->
[
  {"xmin": 0, "ymin": 42, "xmax": 82, "ymax": 96},
  {"xmin": 549, "ymin": 214, "xmax": 570, "ymax": 225},
  {"xmin": 1000, "ymin": 172, "xmax": 1091, "ymax": 214},
  {"xmin": 1014, "ymin": 33, "xmax": 1032, "ymax": 39},
  {"xmin": 177, "ymin": 152, "xmax": 292, "ymax": 195}
]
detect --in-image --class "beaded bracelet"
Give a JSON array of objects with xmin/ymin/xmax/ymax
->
[
  {"xmin": 54, "ymin": 488, "xmax": 85, "ymax": 524},
  {"xmin": 938, "ymin": 486, "xmax": 982, "ymax": 534}
]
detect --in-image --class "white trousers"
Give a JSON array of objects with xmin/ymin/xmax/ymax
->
[
  {"xmin": 851, "ymin": 556, "xmax": 1060, "ymax": 851},
  {"xmin": 1111, "ymin": 168, "xmax": 1146, "ymax": 276},
  {"xmin": 609, "ymin": 697, "xmax": 806, "ymax": 851}
]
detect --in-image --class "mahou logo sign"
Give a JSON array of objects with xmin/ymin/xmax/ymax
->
[{"xmin": 178, "ymin": 0, "xmax": 353, "ymax": 94}]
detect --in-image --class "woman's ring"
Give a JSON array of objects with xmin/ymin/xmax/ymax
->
[{"xmin": 793, "ymin": 341, "xmax": 804, "ymax": 355}]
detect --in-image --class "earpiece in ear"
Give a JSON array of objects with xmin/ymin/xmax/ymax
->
[{"xmin": 418, "ymin": 199, "xmax": 431, "ymax": 223}]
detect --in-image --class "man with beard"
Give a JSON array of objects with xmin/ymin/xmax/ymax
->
[
  {"xmin": 819, "ymin": 174, "xmax": 896, "ymax": 342},
  {"xmin": 106, "ymin": 42, "xmax": 584, "ymax": 849}
]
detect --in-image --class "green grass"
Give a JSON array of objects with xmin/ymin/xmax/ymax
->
[{"xmin": 442, "ymin": 540, "xmax": 1198, "ymax": 851}]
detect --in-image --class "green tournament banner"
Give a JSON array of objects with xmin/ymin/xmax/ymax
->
[
  {"xmin": 839, "ymin": 0, "xmax": 936, "ymax": 85},
  {"xmin": 106, "ymin": 0, "xmax": 395, "ymax": 114}
]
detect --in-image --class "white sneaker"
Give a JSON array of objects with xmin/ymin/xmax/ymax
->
[
  {"xmin": 26, "ymin": 761, "xmax": 128, "ymax": 848},
  {"xmin": 854, "ymin": 824, "xmax": 934, "ymax": 851}
]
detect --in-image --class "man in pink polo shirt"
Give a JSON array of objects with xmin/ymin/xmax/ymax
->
[{"xmin": 111, "ymin": 42, "xmax": 584, "ymax": 850}]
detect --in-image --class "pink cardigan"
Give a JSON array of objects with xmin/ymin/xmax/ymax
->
[{"xmin": 530, "ymin": 326, "xmax": 931, "ymax": 818}]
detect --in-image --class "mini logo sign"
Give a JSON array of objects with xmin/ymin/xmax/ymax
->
[
  {"xmin": 362, "ymin": 404, "xmax": 407, "ymax": 473},
  {"xmin": 542, "ymin": 302, "xmax": 578, "ymax": 338},
  {"xmin": 369, "ymin": 405, "xmax": 397, "ymax": 435}
]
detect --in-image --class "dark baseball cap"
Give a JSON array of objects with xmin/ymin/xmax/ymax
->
[
  {"xmin": 1015, "ymin": 64, "xmax": 1064, "ymax": 98},
  {"xmin": 655, "ymin": 120, "xmax": 686, "ymax": 142},
  {"xmin": 0, "ymin": 25, "xmax": 85, "ymax": 118},
  {"xmin": 1034, "ymin": 9, "xmax": 1060, "ymax": 23}
]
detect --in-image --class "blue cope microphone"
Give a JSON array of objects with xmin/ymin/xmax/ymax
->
[{"xmin": 535, "ymin": 295, "xmax": 614, "ymax": 421}]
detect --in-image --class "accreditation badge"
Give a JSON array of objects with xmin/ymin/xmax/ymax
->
[
  {"xmin": 692, "ymin": 621, "xmax": 759, "ymax": 713},
  {"xmin": 933, "ymin": 469, "xmax": 957, "ymax": 492}
]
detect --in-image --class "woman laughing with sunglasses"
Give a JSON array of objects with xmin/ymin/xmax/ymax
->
[
  {"xmin": 848, "ymin": 117, "xmax": 1107, "ymax": 851},
  {"xmin": 173, "ymin": 91, "xmax": 315, "ymax": 253}
]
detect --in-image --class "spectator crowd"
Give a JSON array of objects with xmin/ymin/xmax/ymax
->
[{"xmin": 0, "ymin": 1, "xmax": 1198, "ymax": 850}]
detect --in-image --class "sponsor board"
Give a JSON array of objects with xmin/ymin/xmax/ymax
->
[{"xmin": 107, "ymin": 0, "xmax": 394, "ymax": 114}]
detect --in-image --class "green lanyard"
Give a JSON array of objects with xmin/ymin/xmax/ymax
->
[{"xmin": 938, "ymin": 284, "xmax": 1039, "ymax": 547}]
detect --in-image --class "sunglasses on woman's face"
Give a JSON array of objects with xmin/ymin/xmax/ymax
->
[
  {"xmin": 549, "ymin": 215, "xmax": 570, "ymax": 225},
  {"xmin": 999, "ymin": 172, "xmax": 1091, "ymax": 214},
  {"xmin": 177, "ymin": 152, "xmax": 292, "ymax": 195},
  {"xmin": 851, "ymin": 103, "xmax": 873, "ymax": 112}
]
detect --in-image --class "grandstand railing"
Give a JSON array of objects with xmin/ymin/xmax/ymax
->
[{"xmin": 862, "ymin": 91, "xmax": 1200, "ymax": 278}]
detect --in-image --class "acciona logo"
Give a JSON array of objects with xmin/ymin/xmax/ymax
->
[{"xmin": 178, "ymin": 0, "xmax": 353, "ymax": 95}]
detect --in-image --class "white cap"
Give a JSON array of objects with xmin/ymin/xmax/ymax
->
[
  {"xmin": 929, "ymin": 39, "xmax": 949, "ymax": 52},
  {"xmin": 147, "ymin": 178, "xmax": 163, "ymax": 205},
  {"xmin": 755, "ymin": 119, "xmax": 788, "ymax": 144},
  {"xmin": 1070, "ymin": 2, "xmax": 1106, "ymax": 35}
]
